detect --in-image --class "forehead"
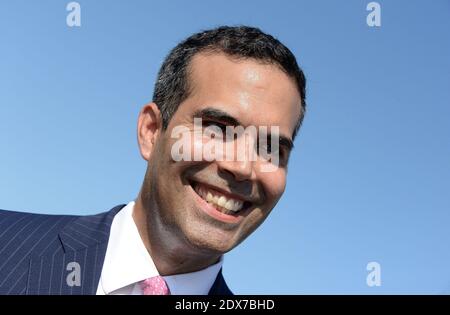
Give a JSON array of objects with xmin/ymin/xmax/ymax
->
[{"xmin": 178, "ymin": 52, "xmax": 301, "ymax": 138}]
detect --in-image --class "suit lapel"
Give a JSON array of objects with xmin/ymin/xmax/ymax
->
[
  {"xmin": 27, "ymin": 205, "xmax": 125, "ymax": 295},
  {"xmin": 208, "ymin": 268, "xmax": 233, "ymax": 295}
]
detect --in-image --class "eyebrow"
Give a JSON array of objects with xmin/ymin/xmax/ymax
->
[
  {"xmin": 193, "ymin": 107, "xmax": 294, "ymax": 152},
  {"xmin": 193, "ymin": 107, "xmax": 241, "ymax": 126}
]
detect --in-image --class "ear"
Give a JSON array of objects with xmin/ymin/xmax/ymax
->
[{"xmin": 137, "ymin": 102, "xmax": 162, "ymax": 161}]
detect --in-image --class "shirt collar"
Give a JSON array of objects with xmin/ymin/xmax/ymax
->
[{"xmin": 99, "ymin": 201, "xmax": 223, "ymax": 295}]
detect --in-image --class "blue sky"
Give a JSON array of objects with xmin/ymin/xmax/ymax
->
[{"xmin": 0, "ymin": 0, "xmax": 449, "ymax": 294}]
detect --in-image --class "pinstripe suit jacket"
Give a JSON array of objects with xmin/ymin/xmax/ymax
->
[{"xmin": 0, "ymin": 204, "xmax": 232, "ymax": 295}]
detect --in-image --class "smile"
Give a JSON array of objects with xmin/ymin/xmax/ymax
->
[{"xmin": 190, "ymin": 181, "xmax": 252, "ymax": 223}]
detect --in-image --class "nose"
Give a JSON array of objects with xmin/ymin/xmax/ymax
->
[
  {"xmin": 216, "ymin": 136, "xmax": 255, "ymax": 182},
  {"xmin": 216, "ymin": 158, "xmax": 253, "ymax": 182}
]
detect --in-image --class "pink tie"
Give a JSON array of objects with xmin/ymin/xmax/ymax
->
[{"xmin": 140, "ymin": 276, "xmax": 171, "ymax": 295}]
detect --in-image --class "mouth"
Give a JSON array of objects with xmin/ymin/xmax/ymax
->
[{"xmin": 189, "ymin": 181, "xmax": 253, "ymax": 223}]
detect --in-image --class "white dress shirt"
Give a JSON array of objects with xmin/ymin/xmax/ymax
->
[{"xmin": 96, "ymin": 201, "xmax": 223, "ymax": 295}]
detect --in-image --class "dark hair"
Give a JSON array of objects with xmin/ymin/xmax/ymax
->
[{"xmin": 153, "ymin": 25, "xmax": 307, "ymax": 139}]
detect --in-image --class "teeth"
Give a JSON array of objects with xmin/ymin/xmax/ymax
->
[
  {"xmin": 224, "ymin": 199, "xmax": 234, "ymax": 210},
  {"xmin": 194, "ymin": 184, "xmax": 245, "ymax": 213},
  {"xmin": 217, "ymin": 196, "xmax": 227, "ymax": 207},
  {"xmin": 234, "ymin": 200, "xmax": 243, "ymax": 211}
]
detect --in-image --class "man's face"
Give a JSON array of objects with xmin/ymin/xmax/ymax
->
[{"xmin": 146, "ymin": 52, "xmax": 301, "ymax": 254}]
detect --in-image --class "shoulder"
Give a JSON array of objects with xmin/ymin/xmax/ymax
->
[
  {"xmin": 0, "ymin": 208, "xmax": 77, "ymax": 246},
  {"xmin": 0, "ymin": 205, "xmax": 125, "ymax": 294},
  {"xmin": 0, "ymin": 209, "xmax": 80, "ymax": 287},
  {"xmin": 0, "ymin": 205, "xmax": 124, "ymax": 257}
]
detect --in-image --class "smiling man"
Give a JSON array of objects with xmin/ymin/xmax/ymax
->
[{"xmin": 0, "ymin": 26, "xmax": 306, "ymax": 295}]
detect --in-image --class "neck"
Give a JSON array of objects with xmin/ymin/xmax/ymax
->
[{"xmin": 133, "ymin": 194, "xmax": 221, "ymax": 276}]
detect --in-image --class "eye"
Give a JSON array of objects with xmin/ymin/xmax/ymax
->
[
  {"xmin": 202, "ymin": 120, "xmax": 228, "ymax": 133},
  {"xmin": 202, "ymin": 120, "xmax": 227, "ymax": 140},
  {"xmin": 259, "ymin": 142, "xmax": 272, "ymax": 154},
  {"xmin": 257, "ymin": 137, "xmax": 274, "ymax": 154},
  {"xmin": 201, "ymin": 120, "xmax": 228, "ymax": 140},
  {"xmin": 257, "ymin": 138, "xmax": 288, "ymax": 166}
]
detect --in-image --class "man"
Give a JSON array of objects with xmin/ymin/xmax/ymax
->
[{"xmin": 0, "ymin": 26, "xmax": 306, "ymax": 295}]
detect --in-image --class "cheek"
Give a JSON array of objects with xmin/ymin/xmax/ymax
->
[
  {"xmin": 260, "ymin": 171, "xmax": 286, "ymax": 204},
  {"xmin": 166, "ymin": 128, "xmax": 209, "ymax": 164}
]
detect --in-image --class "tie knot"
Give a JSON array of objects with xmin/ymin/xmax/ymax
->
[{"xmin": 140, "ymin": 276, "xmax": 171, "ymax": 295}]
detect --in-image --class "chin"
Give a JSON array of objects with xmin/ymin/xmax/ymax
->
[{"xmin": 182, "ymin": 226, "xmax": 239, "ymax": 254}]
